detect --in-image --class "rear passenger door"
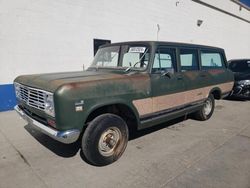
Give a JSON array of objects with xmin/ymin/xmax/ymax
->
[
  {"xmin": 179, "ymin": 48, "xmax": 206, "ymax": 102},
  {"xmin": 150, "ymin": 47, "xmax": 186, "ymax": 112}
]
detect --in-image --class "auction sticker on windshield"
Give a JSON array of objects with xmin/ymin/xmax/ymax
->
[{"xmin": 129, "ymin": 47, "xmax": 146, "ymax": 53}]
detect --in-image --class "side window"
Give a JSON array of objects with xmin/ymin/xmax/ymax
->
[
  {"xmin": 122, "ymin": 46, "xmax": 149, "ymax": 68},
  {"xmin": 152, "ymin": 48, "xmax": 176, "ymax": 73},
  {"xmin": 229, "ymin": 60, "xmax": 250, "ymax": 72},
  {"xmin": 180, "ymin": 49, "xmax": 199, "ymax": 71},
  {"xmin": 201, "ymin": 50, "xmax": 224, "ymax": 69},
  {"xmin": 123, "ymin": 53, "xmax": 140, "ymax": 67}
]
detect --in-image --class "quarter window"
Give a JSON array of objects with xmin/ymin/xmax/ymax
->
[
  {"xmin": 180, "ymin": 49, "xmax": 199, "ymax": 71},
  {"xmin": 201, "ymin": 51, "xmax": 223, "ymax": 69}
]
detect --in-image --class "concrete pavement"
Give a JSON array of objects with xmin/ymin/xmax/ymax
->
[{"xmin": 0, "ymin": 99, "xmax": 250, "ymax": 188}]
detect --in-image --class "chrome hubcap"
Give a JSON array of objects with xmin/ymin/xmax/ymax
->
[
  {"xmin": 203, "ymin": 98, "xmax": 212, "ymax": 116},
  {"xmin": 98, "ymin": 127, "xmax": 121, "ymax": 157}
]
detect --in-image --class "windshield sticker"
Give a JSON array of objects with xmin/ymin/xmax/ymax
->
[{"xmin": 129, "ymin": 47, "xmax": 146, "ymax": 53}]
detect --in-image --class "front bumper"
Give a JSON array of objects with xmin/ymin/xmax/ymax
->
[
  {"xmin": 14, "ymin": 105, "xmax": 80, "ymax": 144},
  {"xmin": 231, "ymin": 84, "xmax": 250, "ymax": 98}
]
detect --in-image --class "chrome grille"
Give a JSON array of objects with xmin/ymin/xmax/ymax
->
[{"xmin": 15, "ymin": 83, "xmax": 46, "ymax": 110}]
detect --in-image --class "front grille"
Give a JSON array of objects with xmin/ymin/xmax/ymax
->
[
  {"xmin": 16, "ymin": 84, "xmax": 47, "ymax": 110},
  {"xmin": 20, "ymin": 105, "xmax": 48, "ymax": 125}
]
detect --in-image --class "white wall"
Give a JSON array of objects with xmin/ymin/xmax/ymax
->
[{"xmin": 0, "ymin": 0, "xmax": 250, "ymax": 84}]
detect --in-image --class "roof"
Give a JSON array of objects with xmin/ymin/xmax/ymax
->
[{"xmin": 101, "ymin": 41, "xmax": 224, "ymax": 51}]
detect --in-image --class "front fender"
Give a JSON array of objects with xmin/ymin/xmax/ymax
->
[{"xmin": 83, "ymin": 98, "xmax": 140, "ymax": 127}]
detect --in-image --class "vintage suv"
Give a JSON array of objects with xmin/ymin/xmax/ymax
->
[{"xmin": 14, "ymin": 41, "xmax": 234, "ymax": 165}]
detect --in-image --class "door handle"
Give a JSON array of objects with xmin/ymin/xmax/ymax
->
[
  {"xmin": 161, "ymin": 71, "xmax": 172, "ymax": 78},
  {"xmin": 177, "ymin": 76, "xmax": 183, "ymax": 80}
]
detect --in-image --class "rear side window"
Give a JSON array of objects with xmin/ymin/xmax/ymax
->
[
  {"xmin": 201, "ymin": 50, "xmax": 224, "ymax": 69},
  {"xmin": 180, "ymin": 49, "xmax": 199, "ymax": 71},
  {"xmin": 152, "ymin": 48, "xmax": 176, "ymax": 73},
  {"xmin": 229, "ymin": 60, "xmax": 250, "ymax": 72}
]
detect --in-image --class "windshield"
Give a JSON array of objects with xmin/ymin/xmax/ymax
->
[
  {"xmin": 229, "ymin": 60, "xmax": 250, "ymax": 73},
  {"xmin": 90, "ymin": 45, "xmax": 150, "ymax": 70}
]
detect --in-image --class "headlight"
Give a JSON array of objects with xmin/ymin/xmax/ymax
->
[
  {"xmin": 237, "ymin": 80, "xmax": 250, "ymax": 85},
  {"xmin": 45, "ymin": 93, "xmax": 55, "ymax": 117},
  {"xmin": 14, "ymin": 82, "xmax": 21, "ymax": 99}
]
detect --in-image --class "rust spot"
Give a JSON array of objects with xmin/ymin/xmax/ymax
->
[
  {"xmin": 208, "ymin": 69, "xmax": 225, "ymax": 75},
  {"xmin": 183, "ymin": 71, "xmax": 199, "ymax": 80}
]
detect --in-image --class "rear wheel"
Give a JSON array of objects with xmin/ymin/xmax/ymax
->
[
  {"xmin": 82, "ymin": 113, "xmax": 128, "ymax": 166},
  {"xmin": 194, "ymin": 94, "xmax": 215, "ymax": 121}
]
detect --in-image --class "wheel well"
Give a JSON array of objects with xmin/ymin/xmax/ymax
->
[
  {"xmin": 85, "ymin": 104, "xmax": 138, "ymax": 134},
  {"xmin": 210, "ymin": 89, "xmax": 221, "ymax": 100}
]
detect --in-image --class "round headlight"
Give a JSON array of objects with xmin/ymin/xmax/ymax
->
[
  {"xmin": 14, "ymin": 83, "xmax": 21, "ymax": 98},
  {"xmin": 45, "ymin": 93, "xmax": 55, "ymax": 117}
]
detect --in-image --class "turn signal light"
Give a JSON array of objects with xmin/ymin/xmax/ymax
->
[{"xmin": 47, "ymin": 119, "xmax": 56, "ymax": 128}]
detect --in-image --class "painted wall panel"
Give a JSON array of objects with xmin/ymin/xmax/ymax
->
[
  {"xmin": 0, "ymin": 0, "xmax": 249, "ymax": 111},
  {"xmin": 0, "ymin": 84, "xmax": 16, "ymax": 111}
]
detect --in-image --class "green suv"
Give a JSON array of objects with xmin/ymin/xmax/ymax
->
[{"xmin": 14, "ymin": 41, "xmax": 234, "ymax": 165}]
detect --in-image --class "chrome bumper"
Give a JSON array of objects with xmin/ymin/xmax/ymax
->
[{"xmin": 14, "ymin": 105, "xmax": 80, "ymax": 144}]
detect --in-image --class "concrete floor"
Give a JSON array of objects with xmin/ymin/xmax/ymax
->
[{"xmin": 0, "ymin": 99, "xmax": 250, "ymax": 188}]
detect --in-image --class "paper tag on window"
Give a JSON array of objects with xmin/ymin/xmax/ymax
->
[{"xmin": 129, "ymin": 47, "xmax": 146, "ymax": 53}]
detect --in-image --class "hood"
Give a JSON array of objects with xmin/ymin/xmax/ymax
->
[
  {"xmin": 14, "ymin": 70, "xmax": 126, "ymax": 92},
  {"xmin": 234, "ymin": 72, "xmax": 250, "ymax": 81}
]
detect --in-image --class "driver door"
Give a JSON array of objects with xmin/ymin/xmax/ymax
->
[{"xmin": 151, "ymin": 47, "xmax": 186, "ymax": 113}]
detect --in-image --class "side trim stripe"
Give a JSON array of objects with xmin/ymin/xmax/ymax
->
[
  {"xmin": 140, "ymin": 99, "xmax": 204, "ymax": 121},
  {"xmin": 133, "ymin": 82, "xmax": 233, "ymax": 116}
]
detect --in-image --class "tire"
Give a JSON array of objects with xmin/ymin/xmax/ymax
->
[
  {"xmin": 194, "ymin": 94, "xmax": 215, "ymax": 121},
  {"xmin": 82, "ymin": 113, "xmax": 129, "ymax": 166}
]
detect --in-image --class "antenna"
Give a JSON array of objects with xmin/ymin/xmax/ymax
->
[{"xmin": 157, "ymin": 24, "xmax": 160, "ymax": 41}]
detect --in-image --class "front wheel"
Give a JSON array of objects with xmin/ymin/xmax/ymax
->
[
  {"xmin": 194, "ymin": 94, "xmax": 215, "ymax": 121},
  {"xmin": 82, "ymin": 113, "xmax": 129, "ymax": 166}
]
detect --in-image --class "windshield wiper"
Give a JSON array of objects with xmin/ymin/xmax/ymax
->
[{"xmin": 124, "ymin": 67, "xmax": 132, "ymax": 72}]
